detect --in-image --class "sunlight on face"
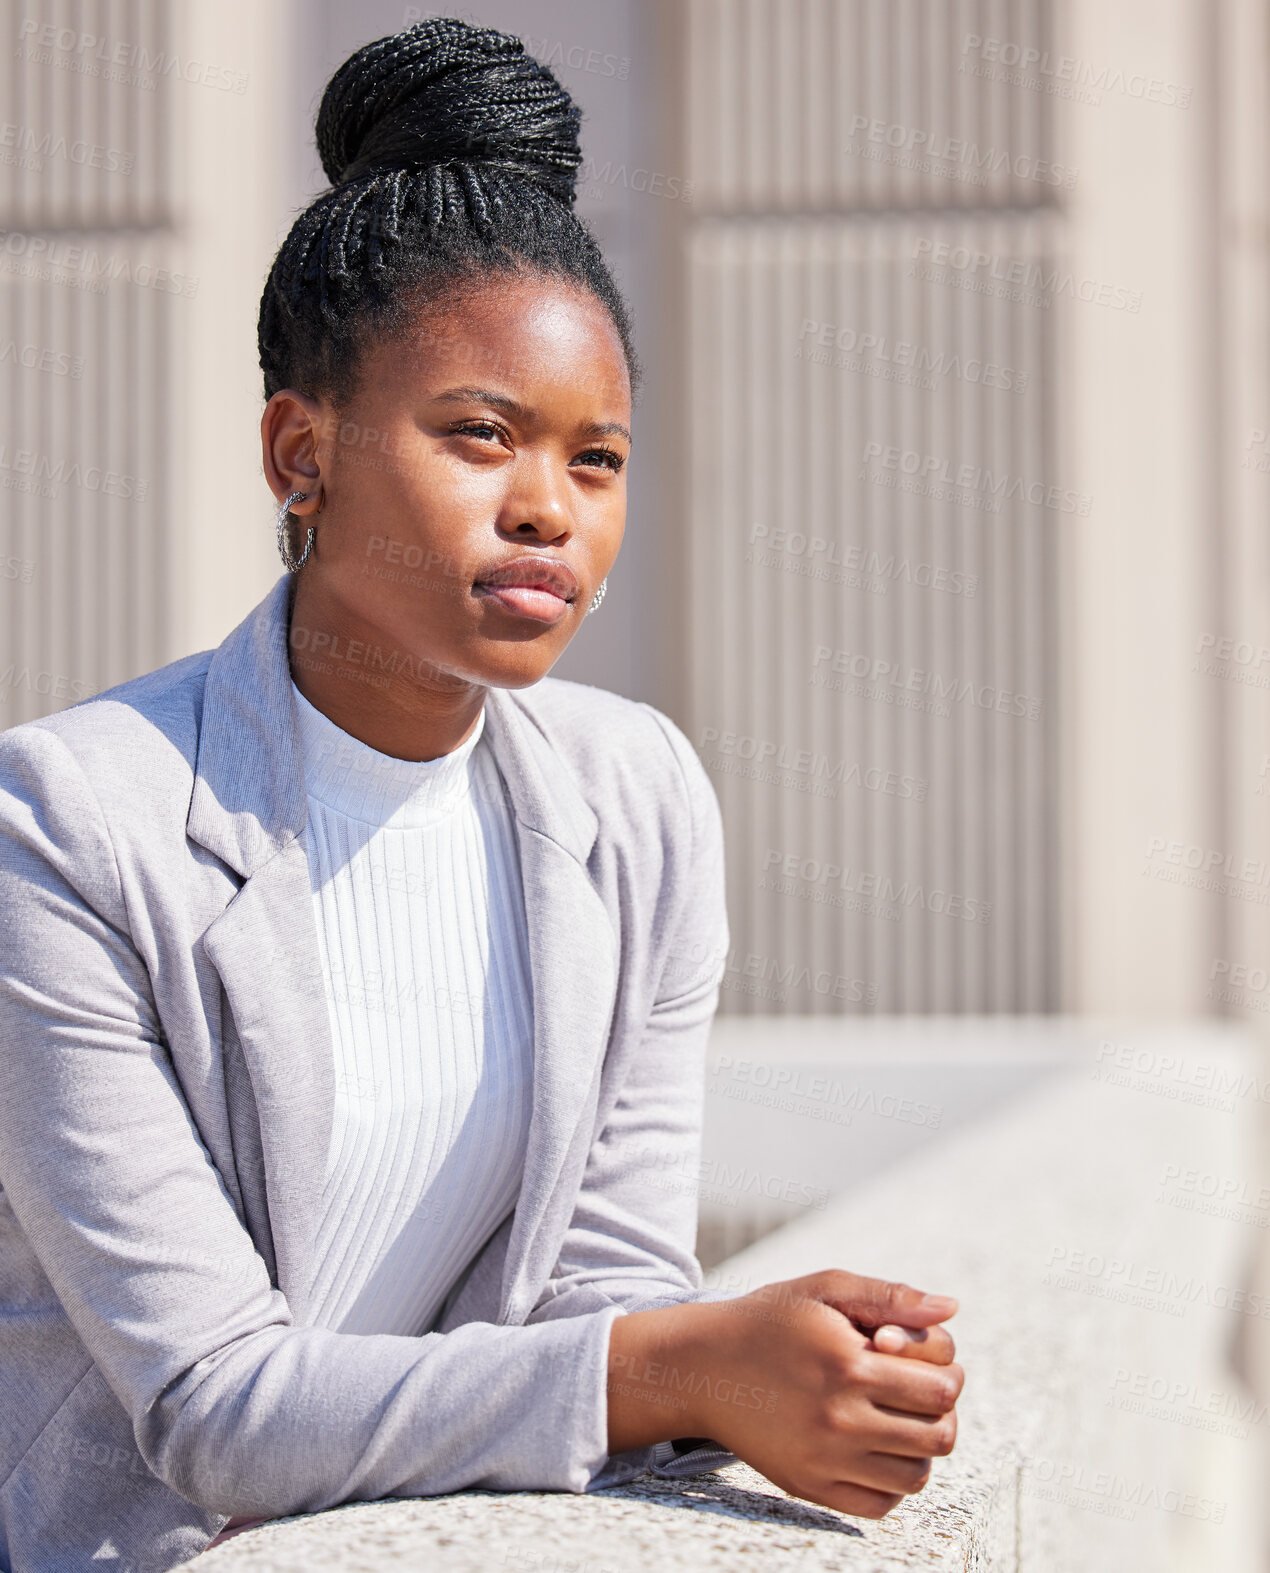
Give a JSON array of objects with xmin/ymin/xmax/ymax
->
[{"xmin": 292, "ymin": 273, "xmax": 632, "ymax": 695}]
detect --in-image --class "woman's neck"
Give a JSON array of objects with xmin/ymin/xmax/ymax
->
[{"xmin": 286, "ymin": 575, "xmax": 487, "ymax": 762}]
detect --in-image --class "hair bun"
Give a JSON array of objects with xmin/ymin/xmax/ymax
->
[{"xmin": 315, "ymin": 16, "xmax": 583, "ymax": 202}]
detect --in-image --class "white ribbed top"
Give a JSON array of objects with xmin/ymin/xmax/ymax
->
[{"xmin": 291, "ymin": 681, "xmax": 535, "ymax": 1337}]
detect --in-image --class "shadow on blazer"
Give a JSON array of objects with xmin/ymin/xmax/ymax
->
[{"xmin": 0, "ymin": 572, "xmax": 736, "ymax": 1573}]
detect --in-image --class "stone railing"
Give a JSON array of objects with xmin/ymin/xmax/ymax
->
[{"xmin": 193, "ymin": 1019, "xmax": 1268, "ymax": 1571}]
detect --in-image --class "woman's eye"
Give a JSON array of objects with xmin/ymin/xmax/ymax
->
[
  {"xmin": 449, "ymin": 424, "xmax": 624, "ymax": 472},
  {"xmin": 453, "ymin": 421, "xmax": 504, "ymax": 442},
  {"xmin": 577, "ymin": 446, "xmax": 625, "ymax": 473}
]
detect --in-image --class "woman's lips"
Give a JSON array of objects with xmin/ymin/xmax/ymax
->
[
  {"xmin": 473, "ymin": 555, "xmax": 578, "ymax": 624},
  {"xmin": 472, "ymin": 582, "xmax": 571, "ymax": 624}
]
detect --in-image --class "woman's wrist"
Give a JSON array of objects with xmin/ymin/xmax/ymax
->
[{"xmin": 605, "ymin": 1299, "xmax": 727, "ymax": 1452}]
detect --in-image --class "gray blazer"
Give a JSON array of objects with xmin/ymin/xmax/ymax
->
[{"xmin": 0, "ymin": 573, "xmax": 735, "ymax": 1573}]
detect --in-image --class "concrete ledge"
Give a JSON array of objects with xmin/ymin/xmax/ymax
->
[
  {"xmin": 193, "ymin": 1456, "xmax": 1011, "ymax": 1572},
  {"xmin": 193, "ymin": 1019, "xmax": 1268, "ymax": 1571}
]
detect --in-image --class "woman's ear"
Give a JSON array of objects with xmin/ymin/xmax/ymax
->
[{"xmin": 261, "ymin": 389, "xmax": 328, "ymax": 511}]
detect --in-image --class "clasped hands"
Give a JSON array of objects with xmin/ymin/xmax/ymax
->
[{"xmin": 607, "ymin": 1269, "xmax": 963, "ymax": 1519}]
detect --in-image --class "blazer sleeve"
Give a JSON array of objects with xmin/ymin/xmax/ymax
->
[
  {"xmin": 524, "ymin": 707, "xmax": 742, "ymax": 1485},
  {"xmin": 0, "ymin": 725, "xmax": 632, "ymax": 1520},
  {"xmin": 527, "ymin": 704, "xmax": 732, "ymax": 1323}
]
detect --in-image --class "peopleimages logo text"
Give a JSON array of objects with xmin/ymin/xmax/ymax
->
[
  {"xmin": 911, "ymin": 239, "xmax": 1142, "ymax": 313},
  {"xmin": 861, "ymin": 442, "xmax": 1092, "ymax": 516},
  {"xmin": 699, "ymin": 726, "xmax": 927, "ymax": 802},
  {"xmin": 961, "ymin": 33, "xmax": 1192, "ymax": 108},
  {"xmin": 846, "ymin": 114, "xmax": 1077, "ymax": 187},
  {"xmin": 17, "ymin": 17, "xmax": 248, "ymax": 92},
  {"xmin": 798, "ymin": 317, "xmax": 1027, "ymax": 393},
  {"xmin": 0, "ymin": 230, "xmax": 199, "ymax": 296}
]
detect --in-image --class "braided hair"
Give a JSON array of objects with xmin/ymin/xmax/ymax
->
[{"xmin": 258, "ymin": 16, "xmax": 640, "ymax": 412}]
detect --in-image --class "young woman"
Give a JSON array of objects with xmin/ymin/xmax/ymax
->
[{"xmin": 0, "ymin": 19, "xmax": 963, "ymax": 1571}]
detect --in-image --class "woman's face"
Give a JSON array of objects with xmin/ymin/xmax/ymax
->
[{"xmin": 269, "ymin": 272, "xmax": 631, "ymax": 697}]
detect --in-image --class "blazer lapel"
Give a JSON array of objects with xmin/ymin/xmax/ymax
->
[
  {"xmin": 199, "ymin": 843, "xmax": 334, "ymax": 1324},
  {"xmin": 186, "ymin": 574, "xmax": 334, "ymax": 1321},
  {"xmin": 479, "ymin": 687, "xmax": 620, "ymax": 1325},
  {"xmin": 185, "ymin": 573, "xmax": 621, "ymax": 1331}
]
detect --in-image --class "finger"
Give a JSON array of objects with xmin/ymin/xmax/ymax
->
[
  {"xmin": 866, "ymin": 1408, "xmax": 958, "ymax": 1461},
  {"xmin": 854, "ymin": 1351, "xmax": 964, "ymax": 1416},
  {"xmin": 849, "ymin": 1452, "xmax": 933, "ymax": 1495},
  {"xmin": 806, "ymin": 1270, "xmax": 958, "ymax": 1329},
  {"xmin": 816, "ymin": 1482, "xmax": 906, "ymax": 1520},
  {"xmin": 868, "ymin": 1324, "xmax": 956, "ymax": 1364}
]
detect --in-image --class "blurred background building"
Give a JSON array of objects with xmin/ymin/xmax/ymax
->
[{"xmin": 3, "ymin": 0, "xmax": 1267, "ymax": 1026}]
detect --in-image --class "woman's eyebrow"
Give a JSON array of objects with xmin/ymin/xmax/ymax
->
[
  {"xmin": 432, "ymin": 385, "xmax": 524, "ymax": 416},
  {"xmin": 431, "ymin": 386, "xmax": 631, "ymax": 443}
]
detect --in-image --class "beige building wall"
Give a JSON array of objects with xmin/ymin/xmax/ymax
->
[
  {"xmin": 1063, "ymin": 0, "xmax": 1270, "ymax": 1018},
  {"xmin": 674, "ymin": 0, "xmax": 1062, "ymax": 1014},
  {"xmin": 171, "ymin": 1, "xmax": 293, "ymax": 659},
  {"xmin": 0, "ymin": 0, "xmax": 293, "ymax": 713}
]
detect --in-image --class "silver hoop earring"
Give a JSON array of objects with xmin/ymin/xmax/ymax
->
[
  {"xmin": 586, "ymin": 576, "xmax": 608, "ymax": 615},
  {"xmin": 276, "ymin": 489, "xmax": 316, "ymax": 573}
]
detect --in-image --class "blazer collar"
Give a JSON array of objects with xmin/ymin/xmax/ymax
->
[{"xmin": 186, "ymin": 571, "xmax": 600, "ymax": 873}]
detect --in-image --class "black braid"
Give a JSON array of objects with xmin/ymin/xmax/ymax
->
[{"xmin": 258, "ymin": 16, "xmax": 640, "ymax": 412}]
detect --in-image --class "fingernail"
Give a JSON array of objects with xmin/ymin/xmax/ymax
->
[{"xmin": 921, "ymin": 1294, "xmax": 958, "ymax": 1311}]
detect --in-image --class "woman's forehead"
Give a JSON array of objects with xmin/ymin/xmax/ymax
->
[{"xmin": 366, "ymin": 278, "xmax": 631, "ymax": 410}]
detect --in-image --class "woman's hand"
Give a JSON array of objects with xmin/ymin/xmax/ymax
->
[
  {"xmin": 861, "ymin": 1313, "xmax": 958, "ymax": 1365},
  {"xmin": 607, "ymin": 1270, "xmax": 963, "ymax": 1519}
]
